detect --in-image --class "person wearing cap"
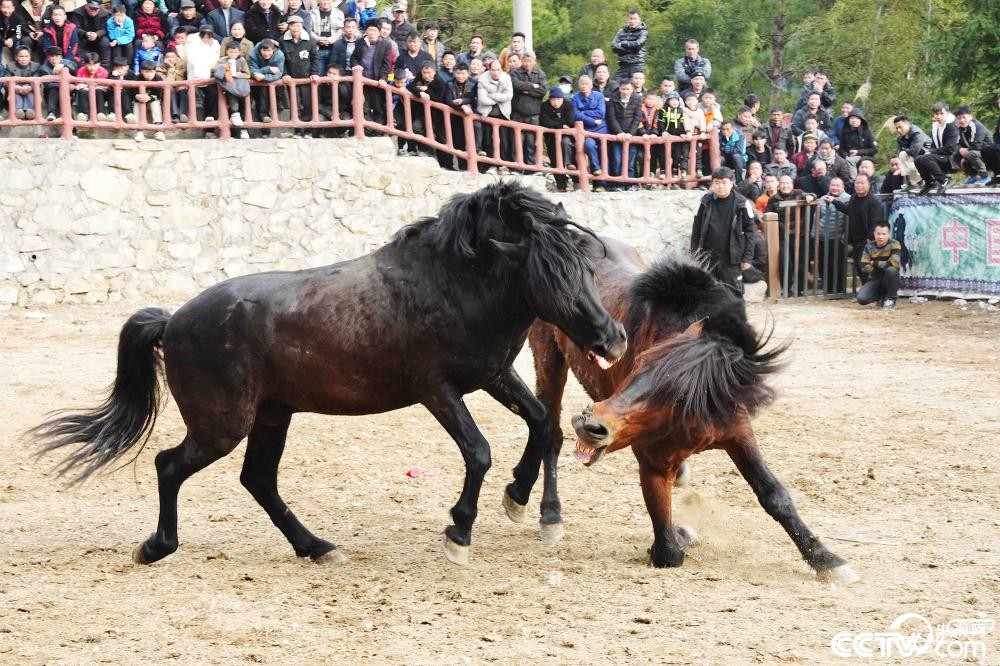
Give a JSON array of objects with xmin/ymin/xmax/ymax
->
[
  {"xmin": 69, "ymin": 0, "xmax": 109, "ymax": 68},
  {"xmin": 678, "ymin": 70, "xmax": 705, "ymax": 101},
  {"xmin": 419, "ymin": 18, "xmax": 441, "ymax": 67},
  {"xmin": 309, "ymin": 0, "xmax": 343, "ymax": 74},
  {"xmin": 673, "ymin": 39, "xmax": 711, "ymax": 88},
  {"xmin": 41, "ymin": 5, "xmax": 80, "ymax": 64},
  {"xmin": 510, "ymin": 48, "xmax": 546, "ymax": 167},
  {"xmin": 610, "ymin": 8, "xmax": 646, "ymax": 87},
  {"xmin": 279, "ymin": 13, "xmax": 318, "ymax": 133},
  {"xmin": 387, "ymin": 2, "xmax": 412, "ymax": 53},
  {"xmin": 456, "ymin": 33, "xmax": 483, "ymax": 68},
  {"xmin": 168, "ymin": 0, "xmax": 203, "ymax": 37},
  {"xmin": 555, "ymin": 74, "xmax": 571, "ymax": 96},
  {"xmin": 244, "ymin": 0, "xmax": 280, "ymax": 44},
  {"xmin": 350, "ymin": 16, "xmax": 392, "ymax": 124},
  {"xmin": 38, "ymin": 44, "xmax": 77, "ymax": 120},
  {"xmin": 395, "ymin": 28, "xmax": 426, "ymax": 80},
  {"xmin": 206, "ymin": 0, "xmax": 243, "ymax": 42},
  {"xmin": 540, "ymin": 84, "xmax": 576, "ymax": 191},
  {"xmin": 278, "ymin": 0, "xmax": 311, "ymax": 34},
  {"xmin": 185, "ymin": 21, "xmax": 220, "ymax": 121},
  {"xmin": 479, "ymin": 49, "xmax": 496, "ymax": 70},
  {"xmin": 247, "ymin": 36, "xmax": 283, "ymax": 123},
  {"xmin": 132, "ymin": 30, "xmax": 162, "ymax": 74}
]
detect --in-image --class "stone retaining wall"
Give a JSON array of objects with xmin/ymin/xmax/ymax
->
[{"xmin": 0, "ymin": 138, "xmax": 703, "ymax": 307}]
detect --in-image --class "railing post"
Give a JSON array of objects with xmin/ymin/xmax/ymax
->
[
  {"xmin": 351, "ymin": 67, "xmax": 365, "ymax": 138},
  {"xmin": 707, "ymin": 127, "xmax": 721, "ymax": 173},
  {"xmin": 462, "ymin": 112, "xmax": 478, "ymax": 173},
  {"xmin": 216, "ymin": 84, "xmax": 231, "ymax": 139},
  {"xmin": 764, "ymin": 211, "xmax": 780, "ymax": 301},
  {"xmin": 59, "ymin": 68, "xmax": 73, "ymax": 140},
  {"xmin": 573, "ymin": 121, "xmax": 589, "ymax": 191}
]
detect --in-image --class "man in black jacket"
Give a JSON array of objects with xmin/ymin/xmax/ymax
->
[
  {"xmin": 69, "ymin": 0, "xmax": 108, "ymax": 69},
  {"xmin": 894, "ymin": 115, "xmax": 931, "ymax": 191},
  {"xmin": 244, "ymin": 0, "xmax": 281, "ymax": 46},
  {"xmin": 328, "ymin": 15, "xmax": 358, "ymax": 71},
  {"xmin": 280, "ymin": 15, "xmax": 319, "ymax": 132},
  {"xmin": 828, "ymin": 173, "xmax": 884, "ymax": 283},
  {"xmin": 690, "ymin": 166, "xmax": 758, "ymax": 291},
  {"xmin": 510, "ymin": 49, "xmax": 547, "ymax": 168},
  {"xmin": 444, "ymin": 62, "xmax": 477, "ymax": 170},
  {"xmin": 952, "ymin": 105, "xmax": 993, "ymax": 185},
  {"xmin": 350, "ymin": 18, "xmax": 392, "ymax": 125},
  {"xmin": 606, "ymin": 78, "xmax": 642, "ymax": 186},
  {"xmin": 914, "ymin": 102, "xmax": 959, "ymax": 193},
  {"xmin": 610, "ymin": 8, "xmax": 646, "ymax": 86},
  {"xmin": 836, "ymin": 109, "xmax": 877, "ymax": 169}
]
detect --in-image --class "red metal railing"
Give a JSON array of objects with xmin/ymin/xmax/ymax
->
[{"xmin": 2, "ymin": 67, "xmax": 720, "ymax": 188}]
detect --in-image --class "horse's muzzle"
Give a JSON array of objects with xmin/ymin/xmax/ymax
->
[{"xmin": 571, "ymin": 407, "xmax": 612, "ymax": 466}]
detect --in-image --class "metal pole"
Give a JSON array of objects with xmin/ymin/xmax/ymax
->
[{"xmin": 513, "ymin": 0, "xmax": 533, "ymax": 51}]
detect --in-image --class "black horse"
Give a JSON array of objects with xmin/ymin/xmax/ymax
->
[{"xmin": 30, "ymin": 182, "xmax": 627, "ymax": 567}]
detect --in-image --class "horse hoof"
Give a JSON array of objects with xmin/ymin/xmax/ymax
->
[
  {"xmin": 313, "ymin": 549, "xmax": 349, "ymax": 565},
  {"xmin": 502, "ymin": 491, "xmax": 527, "ymax": 523},
  {"xmin": 443, "ymin": 534, "xmax": 470, "ymax": 566},
  {"xmin": 674, "ymin": 462, "xmax": 693, "ymax": 488},
  {"xmin": 539, "ymin": 521, "xmax": 565, "ymax": 545},
  {"xmin": 818, "ymin": 563, "xmax": 860, "ymax": 586},
  {"xmin": 132, "ymin": 545, "xmax": 149, "ymax": 565},
  {"xmin": 676, "ymin": 525, "xmax": 698, "ymax": 548}
]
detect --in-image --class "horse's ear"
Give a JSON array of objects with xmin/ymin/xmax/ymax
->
[
  {"xmin": 490, "ymin": 239, "xmax": 529, "ymax": 261},
  {"xmin": 683, "ymin": 319, "xmax": 706, "ymax": 338},
  {"xmin": 555, "ymin": 202, "xmax": 567, "ymax": 215}
]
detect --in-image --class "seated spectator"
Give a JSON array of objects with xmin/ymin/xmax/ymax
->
[
  {"xmin": 206, "ymin": 0, "xmax": 244, "ymax": 42},
  {"xmin": 816, "ymin": 138, "xmax": 855, "ymax": 189},
  {"xmin": 718, "ymin": 118, "xmax": 746, "ymax": 182},
  {"xmin": 280, "ymin": 0, "xmax": 312, "ymax": 34},
  {"xmin": 765, "ymin": 105, "xmax": 795, "ymax": 154},
  {"xmin": 893, "ymin": 114, "xmax": 931, "ymax": 190},
  {"xmin": 755, "ymin": 172, "xmax": 778, "ymax": 213},
  {"xmin": 357, "ymin": 0, "xmax": 378, "ymax": 27},
  {"xmin": 73, "ymin": 51, "xmax": 111, "ymax": 120},
  {"xmin": 578, "ymin": 48, "xmax": 605, "ymax": 82},
  {"xmin": 797, "ymin": 68, "xmax": 835, "ymax": 112},
  {"xmin": 952, "ymin": 105, "xmax": 992, "ymax": 186},
  {"xmin": 132, "ymin": 31, "xmax": 162, "ymax": 73},
  {"xmin": 836, "ymin": 109, "xmax": 877, "ymax": 168},
  {"xmin": 764, "ymin": 146, "xmax": 796, "ymax": 181},
  {"xmin": 792, "ymin": 92, "xmax": 831, "ymax": 132},
  {"xmin": 794, "ymin": 114, "xmax": 828, "ymax": 150},
  {"xmin": 169, "ymin": 0, "xmax": 204, "ymax": 37},
  {"xmin": 157, "ymin": 46, "xmax": 188, "ymax": 122},
  {"xmin": 70, "ymin": 0, "xmax": 110, "ymax": 69},
  {"xmin": 571, "ymin": 74, "xmax": 606, "ymax": 176},
  {"xmin": 214, "ymin": 39, "xmax": 250, "ymax": 137},
  {"xmin": 2, "ymin": 46, "xmax": 39, "ymax": 120},
  {"xmin": 746, "ymin": 129, "xmax": 771, "ymax": 165},
  {"xmin": 790, "ymin": 133, "xmax": 818, "ymax": 175},
  {"xmin": 132, "ymin": 0, "xmax": 167, "ymax": 46},
  {"xmin": 734, "ymin": 105, "xmax": 758, "ymax": 137},
  {"xmin": 699, "ymin": 88, "xmax": 721, "ymax": 130},
  {"xmin": 317, "ymin": 62, "xmax": 351, "ymax": 135},
  {"xmin": 674, "ymin": 38, "xmax": 710, "ymax": 88},
  {"xmin": 42, "ymin": 6, "xmax": 81, "ymax": 64},
  {"xmin": 606, "ymin": 78, "xmax": 642, "ymax": 185},
  {"xmin": 856, "ymin": 221, "xmax": 901, "ymax": 310},
  {"xmin": 857, "ymin": 158, "xmax": 882, "ymax": 194},
  {"xmin": 107, "ymin": 54, "xmax": 131, "ymax": 112},
  {"xmin": 168, "ymin": 25, "xmax": 192, "ymax": 60},
  {"xmin": 455, "ymin": 33, "xmax": 483, "ymax": 67},
  {"xmin": 743, "ymin": 93, "xmax": 761, "ymax": 119},
  {"xmin": 829, "ymin": 100, "xmax": 855, "ymax": 147},
  {"xmin": 797, "ymin": 158, "xmax": 830, "ymax": 197},
  {"xmin": 219, "ymin": 20, "xmax": 251, "ymax": 57},
  {"xmin": 248, "ymin": 36, "xmax": 282, "ymax": 123},
  {"xmin": 737, "ymin": 160, "xmax": 765, "ymax": 201},
  {"xmin": 766, "ymin": 173, "xmax": 817, "ymax": 212},
  {"xmin": 0, "ymin": 0, "xmax": 29, "ymax": 63},
  {"xmin": 127, "ymin": 59, "xmax": 166, "ymax": 140}
]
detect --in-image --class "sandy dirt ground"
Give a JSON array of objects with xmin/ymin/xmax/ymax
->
[{"xmin": 1, "ymin": 298, "xmax": 999, "ymax": 665}]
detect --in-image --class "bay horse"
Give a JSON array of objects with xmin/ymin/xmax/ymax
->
[
  {"xmin": 29, "ymin": 181, "xmax": 627, "ymax": 567},
  {"xmin": 508, "ymin": 238, "xmax": 858, "ymax": 584}
]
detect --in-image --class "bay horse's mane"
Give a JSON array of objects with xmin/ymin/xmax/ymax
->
[
  {"xmin": 393, "ymin": 181, "xmax": 600, "ymax": 319},
  {"xmin": 627, "ymin": 255, "xmax": 787, "ymax": 425}
]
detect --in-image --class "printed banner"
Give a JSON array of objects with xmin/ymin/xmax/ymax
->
[{"xmin": 890, "ymin": 192, "xmax": 1000, "ymax": 296}]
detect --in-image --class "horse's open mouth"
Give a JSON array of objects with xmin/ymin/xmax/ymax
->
[
  {"xmin": 574, "ymin": 439, "xmax": 608, "ymax": 467},
  {"xmin": 586, "ymin": 350, "xmax": 616, "ymax": 370}
]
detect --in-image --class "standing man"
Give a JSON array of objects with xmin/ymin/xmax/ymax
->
[
  {"xmin": 206, "ymin": 0, "xmax": 245, "ymax": 42},
  {"xmin": 309, "ymin": 0, "xmax": 344, "ymax": 75},
  {"xmin": 827, "ymin": 172, "xmax": 884, "ymax": 284},
  {"xmin": 690, "ymin": 166, "xmax": 758, "ymax": 291},
  {"xmin": 350, "ymin": 17, "xmax": 392, "ymax": 124},
  {"xmin": 856, "ymin": 221, "xmax": 901, "ymax": 310},
  {"xmin": 610, "ymin": 8, "xmax": 646, "ymax": 87},
  {"xmin": 510, "ymin": 48, "xmax": 546, "ymax": 168},
  {"xmin": 673, "ymin": 38, "xmax": 710, "ymax": 89},
  {"xmin": 476, "ymin": 57, "xmax": 514, "ymax": 166},
  {"xmin": 387, "ymin": 2, "xmax": 413, "ymax": 54}
]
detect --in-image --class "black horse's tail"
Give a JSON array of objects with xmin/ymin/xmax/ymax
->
[{"xmin": 28, "ymin": 307, "xmax": 172, "ymax": 484}]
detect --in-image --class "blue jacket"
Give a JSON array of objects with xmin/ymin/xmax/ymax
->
[
  {"xmin": 106, "ymin": 16, "xmax": 135, "ymax": 45},
  {"xmin": 248, "ymin": 41, "xmax": 285, "ymax": 80},
  {"xmin": 720, "ymin": 127, "xmax": 746, "ymax": 160},
  {"xmin": 133, "ymin": 45, "xmax": 163, "ymax": 73},
  {"xmin": 572, "ymin": 90, "xmax": 607, "ymax": 133}
]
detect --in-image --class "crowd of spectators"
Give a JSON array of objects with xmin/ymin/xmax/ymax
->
[{"xmin": 3, "ymin": 0, "xmax": 1000, "ymax": 194}]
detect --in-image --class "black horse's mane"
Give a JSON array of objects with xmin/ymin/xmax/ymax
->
[
  {"xmin": 393, "ymin": 181, "xmax": 599, "ymax": 318},
  {"xmin": 627, "ymin": 254, "xmax": 787, "ymax": 425}
]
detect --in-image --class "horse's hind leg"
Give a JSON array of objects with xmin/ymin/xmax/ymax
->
[
  {"xmin": 240, "ymin": 418, "xmax": 345, "ymax": 564},
  {"xmin": 133, "ymin": 432, "xmax": 241, "ymax": 564},
  {"xmin": 725, "ymin": 434, "xmax": 860, "ymax": 585},
  {"xmin": 485, "ymin": 367, "xmax": 563, "ymax": 544}
]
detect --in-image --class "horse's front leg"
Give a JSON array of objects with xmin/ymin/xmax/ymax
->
[
  {"xmin": 484, "ymin": 367, "xmax": 564, "ymax": 544},
  {"xmin": 634, "ymin": 449, "xmax": 695, "ymax": 568},
  {"xmin": 724, "ymin": 432, "xmax": 860, "ymax": 585},
  {"xmin": 423, "ymin": 388, "xmax": 492, "ymax": 566}
]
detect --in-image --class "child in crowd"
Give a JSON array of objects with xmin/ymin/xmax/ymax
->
[
  {"xmin": 391, "ymin": 66, "xmax": 416, "ymax": 154},
  {"xmin": 637, "ymin": 88, "xmax": 662, "ymax": 178},
  {"xmin": 747, "ymin": 129, "xmax": 772, "ymax": 166},
  {"xmin": 681, "ymin": 92, "xmax": 706, "ymax": 176},
  {"xmin": 39, "ymin": 46, "xmax": 78, "ymax": 121},
  {"xmin": 133, "ymin": 31, "xmax": 163, "ymax": 74},
  {"xmin": 108, "ymin": 55, "xmax": 132, "ymax": 112},
  {"xmin": 2, "ymin": 47, "xmax": 40, "ymax": 120},
  {"xmin": 127, "ymin": 59, "xmax": 166, "ymax": 141},
  {"xmin": 157, "ymin": 47, "xmax": 189, "ymax": 123},
  {"xmin": 659, "ymin": 91, "xmax": 686, "ymax": 179},
  {"xmin": 74, "ymin": 51, "xmax": 112, "ymax": 121},
  {"xmin": 107, "ymin": 5, "xmax": 136, "ymax": 67},
  {"xmin": 698, "ymin": 89, "xmax": 722, "ymax": 130},
  {"xmin": 214, "ymin": 40, "xmax": 250, "ymax": 137},
  {"xmin": 168, "ymin": 25, "xmax": 191, "ymax": 61}
]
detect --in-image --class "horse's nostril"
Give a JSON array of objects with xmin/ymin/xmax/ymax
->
[{"xmin": 583, "ymin": 421, "xmax": 609, "ymax": 440}]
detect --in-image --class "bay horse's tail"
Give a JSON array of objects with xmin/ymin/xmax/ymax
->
[{"xmin": 28, "ymin": 307, "xmax": 172, "ymax": 484}]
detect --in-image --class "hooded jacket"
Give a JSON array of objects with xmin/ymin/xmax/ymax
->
[
  {"xmin": 610, "ymin": 21, "xmax": 646, "ymax": 68},
  {"xmin": 837, "ymin": 110, "xmax": 877, "ymax": 158}
]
